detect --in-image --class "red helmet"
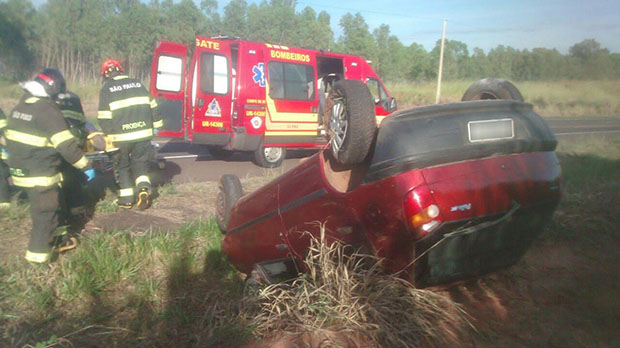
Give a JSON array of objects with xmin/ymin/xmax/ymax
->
[{"xmin": 101, "ymin": 59, "xmax": 123, "ymax": 77}]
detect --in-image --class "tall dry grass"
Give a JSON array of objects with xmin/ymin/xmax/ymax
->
[{"xmin": 247, "ymin": 225, "xmax": 472, "ymax": 348}]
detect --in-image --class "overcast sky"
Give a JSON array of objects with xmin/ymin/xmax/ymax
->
[{"xmin": 30, "ymin": 0, "xmax": 620, "ymax": 53}]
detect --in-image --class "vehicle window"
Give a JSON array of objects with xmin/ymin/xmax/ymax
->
[
  {"xmin": 268, "ymin": 61, "xmax": 315, "ymax": 101},
  {"xmin": 200, "ymin": 52, "xmax": 229, "ymax": 95},
  {"xmin": 156, "ymin": 55, "xmax": 183, "ymax": 92},
  {"xmin": 366, "ymin": 78, "xmax": 380, "ymax": 101}
]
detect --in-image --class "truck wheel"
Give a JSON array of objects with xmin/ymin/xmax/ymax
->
[
  {"xmin": 216, "ymin": 174, "xmax": 243, "ymax": 233},
  {"xmin": 461, "ymin": 78, "xmax": 524, "ymax": 102},
  {"xmin": 254, "ymin": 143, "xmax": 286, "ymax": 168},
  {"xmin": 325, "ymin": 80, "xmax": 376, "ymax": 165},
  {"xmin": 207, "ymin": 145, "xmax": 234, "ymax": 160}
]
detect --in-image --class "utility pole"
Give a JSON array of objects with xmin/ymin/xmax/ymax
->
[{"xmin": 435, "ymin": 20, "xmax": 447, "ymax": 104}]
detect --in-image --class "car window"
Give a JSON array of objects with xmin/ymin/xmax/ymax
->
[{"xmin": 200, "ymin": 52, "xmax": 229, "ymax": 95}]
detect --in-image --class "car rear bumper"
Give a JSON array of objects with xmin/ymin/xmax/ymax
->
[{"xmin": 414, "ymin": 199, "xmax": 559, "ymax": 287}]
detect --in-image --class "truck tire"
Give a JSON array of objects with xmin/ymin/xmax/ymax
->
[
  {"xmin": 254, "ymin": 143, "xmax": 286, "ymax": 168},
  {"xmin": 461, "ymin": 78, "xmax": 524, "ymax": 102},
  {"xmin": 207, "ymin": 145, "xmax": 234, "ymax": 160},
  {"xmin": 216, "ymin": 174, "xmax": 243, "ymax": 233},
  {"xmin": 325, "ymin": 80, "xmax": 376, "ymax": 165}
]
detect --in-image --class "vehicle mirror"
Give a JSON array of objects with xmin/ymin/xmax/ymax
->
[{"xmin": 389, "ymin": 97, "xmax": 397, "ymax": 112}]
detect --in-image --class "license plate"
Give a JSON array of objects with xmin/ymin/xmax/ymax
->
[{"xmin": 468, "ymin": 118, "xmax": 514, "ymax": 142}]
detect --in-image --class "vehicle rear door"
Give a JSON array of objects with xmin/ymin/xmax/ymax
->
[
  {"xmin": 192, "ymin": 39, "xmax": 233, "ymax": 144},
  {"xmin": 150, "ymin": 40, "xmax": 188, "ymax": 138}
]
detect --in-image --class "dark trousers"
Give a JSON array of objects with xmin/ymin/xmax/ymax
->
[
  {"xmin": 25, "ymin": 184, "xmax": 67, "ymax": 254},
  {"xmin": 0, "ymin": 159, "xmax": 9, "ymax": 203},
  {"xmin": 60, "ymin": 161, "xmax": 88, "ymax": 215},
  {"xmin": 110, "ymin": 140, "xmax": 153, "ymax": 205}
]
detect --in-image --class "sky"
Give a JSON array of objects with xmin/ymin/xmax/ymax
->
[{"xmin": 29, "ymin": 0, "xmax": 620, "ymax": 53}]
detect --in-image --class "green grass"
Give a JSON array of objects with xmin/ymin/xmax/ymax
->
[
  {"xmin": 0, "ymin": 218, "xmax": 249, "ymax": 347},
  {"xmin": 387, "ymin": 79, "xmax": 620, "ymax": 117}
]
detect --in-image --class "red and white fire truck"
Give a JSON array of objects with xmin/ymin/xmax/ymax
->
[{"xmin": 150, "ymin": 36, "xmax": 397, "ymax": 167}]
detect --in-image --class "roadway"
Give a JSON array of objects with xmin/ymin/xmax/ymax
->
[{"xmin": 153, "ymin": 117, "xmax": 620, "ymax": 184}]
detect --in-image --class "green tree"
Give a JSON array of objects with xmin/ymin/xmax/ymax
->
[
  {"xmin": 0, "ymin": 0, "xmax": 37, "ymax": 80},
  {"xmin": 338, "ymin": 13, "xmax": 377, "ymax": 63}
]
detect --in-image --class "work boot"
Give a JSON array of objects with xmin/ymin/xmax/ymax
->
[
  {"xmin": 135, "ymin": 187, "xmax": 151, "ymax": 210},
  {"xmin": 52, "ymin": 232, "xmax": 79, "ymax": 253},
  {"xmin": 115, "ymin": 199, "xmax": 133, "ymax": 209}
]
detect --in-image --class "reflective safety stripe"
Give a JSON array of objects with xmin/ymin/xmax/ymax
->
[
  {"xmin": 12, "ymin": 173, "xmax": 63, "ymax": 188},
  {"xmin": 98, "ymin": 110, "xmax": 112, "ymax": 119},
  {"xmin": 73, "ymin": 155, "xmax": 89, "ymax": 170},
  {"xmin": 119, "ymin": 188, "xmax": 134, "ymax": 197},
  {"xmin": 113, "ymin": 75, "xmax": 129, "ymax": 80},
  {"xmin": 62, "ymin": 110, "xmax": 86, "ymax": 122},
  {"xmin": 25, "ymin": 97, "xmax": 40, "ymax": 104},
  {"xmin": 0, "ymin": 119, "xmax": 7, "ymax": 128},
  {"xmin": 108, "ymin": 128, "xmax": 153, "ymax": 143},
  {"xmin": 1, "ymin": 151, "xmax": 7, "ymax": 160},
  {"xmin": 50, "ymin": 129, "xmax": 75, "ymax": 148},
  {"xmin": 5, "ymin": 129, "xmax": 50, "ymax": 147},
  {"xmin": 109, "ymin": 96, "xmax": 151, "ymax": 111},
  {"xmin": 135, "ymin": 175, "xmax": 150, "ymax": 185},
  {"xmin": 25, "ymin": 250, "xmax": 51, "ymax": 263},
  {"xmin": 150, "ymin": 99, "xmax": 158, "ymax": 108},
  {"xmin": 153, "ymin": 119, "xmax": 163, "ymax": 128}
]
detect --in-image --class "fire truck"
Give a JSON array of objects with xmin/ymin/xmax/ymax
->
[{"xmin": 150, "ymin": 36, "xmax": 397, "ymax": 167}]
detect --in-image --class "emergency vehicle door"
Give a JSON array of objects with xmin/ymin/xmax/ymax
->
[
  {"xmin": 191, "ymin": 39, "xmax": 234, "ymax": 146},
  {"xmin": 150, "ymin": 40, "xmax": 188, "ymax": 138},
  {"xmin": 263, "ymin": 46, "xmax": 318, "ymax": 146}
]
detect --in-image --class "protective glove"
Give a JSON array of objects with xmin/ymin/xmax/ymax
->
[
  {"xmin": 87, "ymin": 132, "xmax": 107, "ymax": 151},
  {"xmin": 83, "ymin": 168, "xmax": 96, "ymax": 182}
]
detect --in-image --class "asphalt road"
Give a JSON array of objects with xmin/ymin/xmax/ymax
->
[{"xmin": 154, "ymin": 117, "xmax": 620, "ymax": 184}]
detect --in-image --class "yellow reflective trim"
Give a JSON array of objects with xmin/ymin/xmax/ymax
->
[
  {"xmin": 1, "ymin": 151, "xmax": 7, "ymax": 160},
  {"xmin": 25, "ymin": 250, "xmax": 51, "ymax": 263},
  {"xmin": 0, "ymin": 119, "xmax": 7, "ymax": 128},
  {"xmin": 109, "ymin": 96, "xmax": 151, "ymax": 111},
  {"xmin": 113, "ymin": 75, "xmax": 129, "ymax": 80},
  {"xmin": 25, "ymin": 97, "xmax": 40, "ymax": 104},
  {"xmin": 119, "ymin": 188, "xmax": 134, "ymax": 197},
  {"xmin": 153, "ymin": 120, "xmax": 163, "ymax": 128},
  {"xmin": 98, "ymin": 111, "xmax": 113, "ymax": 119},
  {"xmin": 108, "ymin": 128, "xmax": 153, "ymax": 143},
  {"xmin": 73, "ymin": 155, "xmax": 89, "ymax": 170},
  {"xmin": 12, "ymin": 173, "xmax": 62, "ymax": 188},
  {"xmin": 5, "ymin": 129, "xmax": 50, "ymax": 147},
  {"xmin": 150, "ymin": 99, "xmax": 158, "ymax": 108},
  {"xmin": 135, "ymin": 175, "xmax": 150, "ymax": 185},
  {"xmin": 50, "ymin": 129, "xmax": 75, "ymax": 148},
  {"xmin": 61, "ymin": 110, "xmax": 86, "ymax": 122}
]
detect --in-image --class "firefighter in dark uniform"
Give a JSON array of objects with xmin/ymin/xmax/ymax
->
[
  {"xmin": 55, "ymin": 90, "xmax": 96, "ymax": 224},
  {"xmin": 5, "ymin": 68, "xmax": 91, "ymax": 264},
  {"xmin": 0, "ymin": 107, "xmax": 10, "ymax": 209},
  {"xmin": 97, "ymin": 59, "xmax": 162, "ymax": 209}
]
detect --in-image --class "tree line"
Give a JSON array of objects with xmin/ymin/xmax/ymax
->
[{"xmin": 1, "ymin": 0, "xmax": 619, "ymax": 83}]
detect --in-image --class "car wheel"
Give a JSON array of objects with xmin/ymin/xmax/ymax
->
[
  {"xmin": 216, "ymin": 174, "xmax": 243, "ymax": 233},
  {"xmin": 254, "ymin": 143, "xmax": 286, "ymax": 168},
  {"xmin": 325, "ymin": 80, "xmax": 376, "ymax": 165},
  {"xmin": 207, "ymin": 145, "xmax": 234, "ymax": 160},
  {"xmin": 461, "ymin": 77, "xmax": 524, "ymax": 102}
]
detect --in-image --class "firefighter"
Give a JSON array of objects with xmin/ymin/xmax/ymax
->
[
  {"xmin": 54, "ymin": 90, "xmax": 99, "ymax": 226},
  {"xmin": 0, "ymin": 107, "xmax": 10, "ymax": 209},
  {"xmin": 5, "ymin": 68, "xmax": 92, "ymax": 264},
  {"xmin": 97, "ymin": 59, "xmax": 162, "ymax": 209}
]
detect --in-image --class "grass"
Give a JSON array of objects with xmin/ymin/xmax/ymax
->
[{"xmin": 387, "ymin": 79, "xmax": 620, "ymax": 117}]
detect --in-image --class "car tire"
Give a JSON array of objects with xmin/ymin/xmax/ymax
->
[
  {"xmin": 325, "ymin": 80, "xmax": 376, "ymax": 165},
  {"xmin": 207, "ymin": 145, "xmax": 234, "ymax": 160},
  {"xmin": 461, "ymin": 77, "xmax": 524, "ymax": 102},
  {"xmin": 216, "ymin": 174, "xmax": 243, "ymax": 233},
  {"xmin": 254, "ymin": 143, "xmax": 286, "ymax": 168}
]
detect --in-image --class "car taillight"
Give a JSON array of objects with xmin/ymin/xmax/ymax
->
[{"xmin": 403, "ymin": 185, "xmax": 442, "ymax": 239}]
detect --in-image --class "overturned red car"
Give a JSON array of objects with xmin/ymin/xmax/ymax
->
[{"xmin": 219, "ymin": 82, "xmax": 561, "ymax": 287}]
